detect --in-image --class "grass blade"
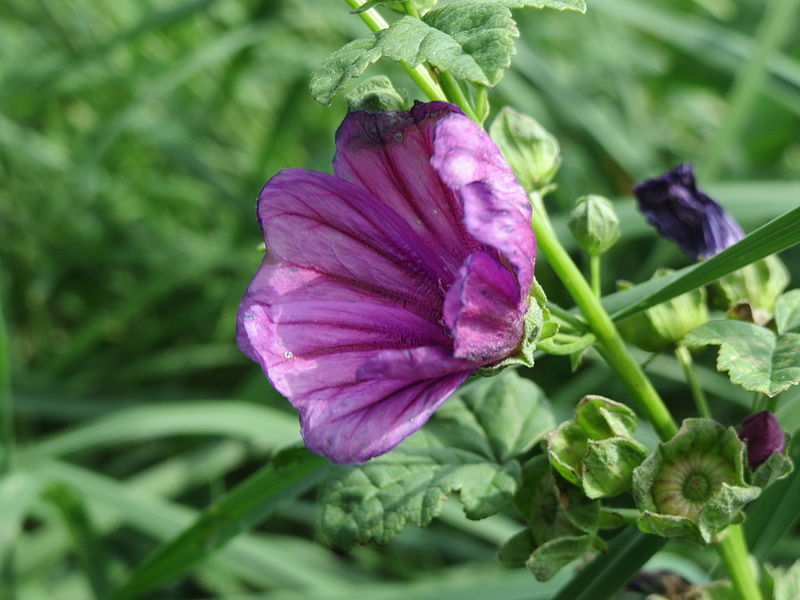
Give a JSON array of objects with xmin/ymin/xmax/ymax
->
[
  {"xmin": 603, "ymin": 205, "xmax": 800, "ymax": 321},
  {"xmin": 111, "ymin": 448, "xmax": 329, "ymax": 600},
  {"xmin": 43, "ymin": 483, "xmax": 110, "ymax": 600}
]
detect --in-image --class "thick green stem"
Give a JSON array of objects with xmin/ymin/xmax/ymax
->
[
  {"xmin": 401, "ymin": 0, "xmax": 420, "ymax": 18},
  {"xmin": 675, "ymin": 345, "xmax": 711, "ymax": 419},
  {"xmin": 716, "ymin": 525, "xmax": 764, "ymax": 600},
  {"xmin": 344, "ymin": 0, "xmax": 447, "ymax": 102},
  {"xmin": 438, "ymin": 71, "xmax": 480, "ymax": 122},
  {"xmin": 531, "ymin": 194, "xmax": 677, "ymax": 441},
  {"xmin": 589, "ymin": 254, "xmax": 601, "ymax": 297}
]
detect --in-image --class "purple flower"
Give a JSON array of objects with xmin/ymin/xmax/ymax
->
[
  {"xmin": 739, "ymin": 411, "xmax": 786, "ymax": 469},
  {"xmin": 236, "ymin": 101, "xmax": 535, "ymax": 464},
  {"xmin": 633, "ymin": 164, "xmax": 744, "ymax": 259}
]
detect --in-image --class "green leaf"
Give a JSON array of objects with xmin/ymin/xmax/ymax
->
[
  {"xmin": 310, "ymin": 2, "xmax": 517, "ymax": 104},
  {"xmin": 500, "ymin": 0, "xmax": 587, "ymax": 12},
  {"xmin": 527, "ymin": 535, "xmax": 596, "ymax": 581},
  {"xmin": 498, "ymin": 528, "xmax": 536, "ymax": 567},
  {"xmin": 320, "ymin": 371, "xmax": 553, "ymax": 547},
  {"xmin": 423, "ymin": 1, "xmax": 517, "ymax": 86},
  {"xmin": 751, "ymin": 445, "xmax": 793, "ymax": 489},
  {"xmin": 775, "ymin": 289, "xmax": 800, "ymax": 334},
  {"xmin": 346, "ymin": 74, "xmax": 406, "ymax": 112},
  {"xmin": 685, "ymin": 321, "xmax": 800, "ymax": 397},
  {"xmin": 604, "ymin": 205, "xmax": 800, "ymax": 322},
  {"xmin": 551, "ymin": 527, "xmax": 667, "ymax": 600},
  {"xmin": 43, "ymin": 483, "xmax": 110, "ymax": 600},
  {"xmin": 111, "ymin": 448, "xmax": 329, "ymax": 600}
]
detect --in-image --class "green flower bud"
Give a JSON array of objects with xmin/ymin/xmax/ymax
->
[
  {"xmin": 346, "ymin": 76, "xmax": 405, "ymax": 113},
  {"xmin": 617, "ymin": 269, "xmax": 709, "ymax": 352},
  {"xmin": 632, "ymin": 419, "xmax": 761, "ymax": 544},
  {"xmin": 489, "ymin": 107, "xmax": 561, "ymax": 192},
  {"xmin": 567, "ymin": 195, "xmax": 621, "ymax": 256},
  {"xmin": 546, "ymin": 396, "xmax": 647, "ymax": 499},
  {"xmin": 711, "ymin": 255, "xmax": 789, "ymax": 325}
]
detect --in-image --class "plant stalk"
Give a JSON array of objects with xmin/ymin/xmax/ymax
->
[
  {"xmin": 530, "ymin": 194, "xmax": 677, "ymax": 441},
  {"xmin": 675, "ymin": 344, "xmax": 711, "ymax": 419},
  {"xmin": 589, "ymin": 254, "xmax": 601, "ymax": 297},
  {"xmin": 716, "ymin": 525, "xmax": 764, "ymax": 600}
]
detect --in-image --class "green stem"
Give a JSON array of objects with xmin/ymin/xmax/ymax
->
[
  {"xmin": 344, "ymin": 0, "xmax": 447, "ymax": 102},
  {"xmin": 545, "ymin": 302, "xmax": 587, "ymax": 332},
  {"xmin": 716, "ymin": 524, "xmax": 764, "ymax": 600},
  {"xmin": 699, "ymin": 0, "xmax": 800, "ymax": 181},
  {"xmin": 589, "ymin": 254, "xmax": 601, "ymax": 297},
  {"xmin": 438, "ymin": 71, "xmax": 480, "ymax": 122},
  {"xmin": 474, "ymin": 85, "xmax": 489, "ymax": 123},
  {"xmin": 675, "ymin": 345, "xmax": 711, "ymax": 419},
  {"xmin": 401, "ymin": 0, "xmax": 420, "ymax": 18},
  {"xmin": 0, "ymin": 300, "xmax": 12, "ymax": 475},
  {"xmin": 530, "ymin": 194, "xmax": 677, "ymax": 441}
]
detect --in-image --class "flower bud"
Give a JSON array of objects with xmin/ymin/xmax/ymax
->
[
  {"xmin": 632, "ymin": 419, "xmax": 760, "ymax": 543},
  {"xmin": 739, "ymin": 411, "xmax": 786, "ymax": 469},
  {"xmin": 633, "ymin": 164, "xmax": 743, "ymax": 260},
  {"xmin": 489, "ymin": 107, "xmax": 561, "ymax": 191},
  {"xmin": 617, "ymin": 269, "xmax": 709, "ymax": 352},
  {"xmin": 712, "ymin": 255, "xmax": 789, "ymax": 320},
  {"xmin": 346, "ymin": 76, "xmax": 405, "ymax": 113},
  {"xmin": 567, "ymin": 195, "xmax": 621, "ymax": 256}
]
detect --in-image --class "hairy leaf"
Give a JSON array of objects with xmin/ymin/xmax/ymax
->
[
  {"xmin": 501, "ymin": 0, "xmax": 587, "ymax": 11},
  {"xmin": 775, "ymin": 289, "xmax": 800, "ymax": 334},
  {"xmin": 320, "ymin": 371, "xmax": 553, "ymax": 547},
  {"xmin": 686, "ymin": 321, "xmax": 800, "ymax": 397},
  {"xmin": 311, "ymin": 2, "xmax": 517, "ymax": 103}
]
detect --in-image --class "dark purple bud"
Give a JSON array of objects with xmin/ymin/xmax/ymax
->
[
  {"xmin": 739, "ymin": 411, "xmax": 786, "ymax": 469},
  {"xmin": 633, "ymin": 164, "xmax": 744, "ymax": 259}
]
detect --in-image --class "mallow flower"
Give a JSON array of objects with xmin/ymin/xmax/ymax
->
[
  {"xmin": 236, "ymin": 101, "xmax": 535, "ymax": 464},
  {"xmin": 633, "ymin": 164, "xmax": 743, "ymax": 260}
]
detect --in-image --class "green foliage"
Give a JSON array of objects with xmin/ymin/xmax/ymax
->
[
  {"xmin": 685, "ymin": 318, "xmax": 800, "ymax": 397},
  {"xmin": 346, "ymin": 75, "xmax": 407, "ymax": 111},
  {"xmin": 711, "ymin": 255, "xmax": 790, "ymax": 321},
  {"xmin": 502, "ymin": 455, "xmax": 604, "ymax": 581},
  {"xmin": 311, "ymin": 1, "xmax": 517, "ymax": 103},
  {"xmin": 320, "ymin": 371, "xmax": 553, "ymax": 547},
  {"xmin": 112, "ymin": 448, "xmax": 329, "ymax": 600},
  {"xmin": 500, "ymin": 0, "xmax": 587, "ymax": 11}
]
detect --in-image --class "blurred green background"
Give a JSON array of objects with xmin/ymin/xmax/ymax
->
[{"xmin": 1, "ymin": 0, "xmax": 798, "ymax": 598}]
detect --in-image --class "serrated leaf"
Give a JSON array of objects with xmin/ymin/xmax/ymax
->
[
  {"xmin": 320, "ymin": 371, "xmax": 553, "ymax": 547},
  {"xmin": 685, "ymin": 321, "xmax": 800, "ymax": 397},
  {"xmin": 498, "ymin": 528, "xmax": 536, "ymax": 567},
  {"xmin": 311, "ymin": 2, "xmax": 517, "ymax": 104},
  {"xmin": 527, "ymin": 535, "xmax": 595, "ymax": 581},
  {"xmin": 424, "ymin": 2, "xmax": 518, "ymax": 86},
  {"xmin": 775, "ymin": 289, "xmax": 800, "ymax": 334},
  {"xmin": 501, "ymin": 0, "xmax": 587, "ymax": 12}
]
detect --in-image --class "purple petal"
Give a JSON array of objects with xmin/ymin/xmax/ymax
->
[
  {"xmin": 443, "ymin": 251, "xmax": 522, "ymax": 362},
  {"xmin": 739, "ymin": 411, "xmax": 786, "ymax": 469},
  {"xmin": 633, "ymin": 164, "xmax": 744, "ymax": 259},
  {"xmin": 237, "ymin": 168, "xmax": 475, "ymax": 463},
  {"xmin": 430, "ymin": 112, "xmax": 535, "ymax": 303},
  {"xmin": 333, "ymin": 102, "xmax": 480, "ymax": 274}
]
